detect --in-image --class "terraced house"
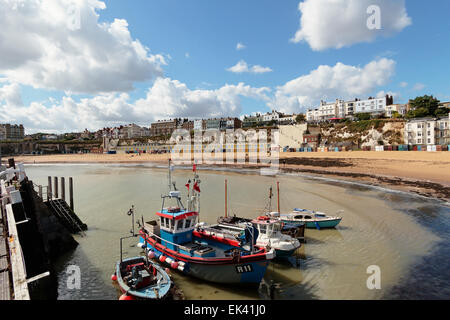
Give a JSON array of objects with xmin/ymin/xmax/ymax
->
[
  {"xmin": 404, "ymin": 113, "xmax": 450, "ymax": 146},
  {"xmin": 0, "ymin": 124, "xmax": 25, "ymax": 141}
]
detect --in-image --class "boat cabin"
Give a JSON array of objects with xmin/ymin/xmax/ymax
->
[
  {"xmin": 251, "ymin": 216, "xmax": 283, "ymax": 238},
  {"xmin": 156, "ymin": 191, "xmax": 198, "ymax": 251}
]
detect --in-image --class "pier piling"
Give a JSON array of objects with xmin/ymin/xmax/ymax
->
[
  {"xmin": 61, "ymin": 177, "xmax": 65, "ymax": 201},
  {"xmin": 8, "ymin": 158, "xmax": 15, "ymax": 169},
  {"xmin": 54, "ymin": 177, "xmax": 58, "ymax": 199},
  {"xmin": 69, "ymin": 177, "xmax": 74, "ymax": 211},
  {"xmin": 47, "ymin": 176, "xmax": 52, "ymax": 200}
]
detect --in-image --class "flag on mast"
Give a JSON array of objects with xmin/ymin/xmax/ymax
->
[
  {"xmin": 193, "ymin": 182, "xmax": 201, "ymax": 193},
  {"xmin": 193, "ymin": 163, "xmax": 197, "ymax": 172}
]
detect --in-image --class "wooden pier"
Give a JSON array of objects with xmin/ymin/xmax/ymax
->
[
  {"xmin": 0, "ymin": 163, "xmax": 31, "ymax": 300},
  {"xmin": 0, "ymin": 219, "xmax": 11, "ymax": 300}
]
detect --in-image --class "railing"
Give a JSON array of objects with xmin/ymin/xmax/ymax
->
[{"xmin": 32, "ymin": 183, "xmax": 86, "ymax": 236}]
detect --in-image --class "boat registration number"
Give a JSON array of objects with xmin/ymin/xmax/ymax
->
[{"xmin": 235, "ymin": 264, "xmax": 253, "ymax": 273}]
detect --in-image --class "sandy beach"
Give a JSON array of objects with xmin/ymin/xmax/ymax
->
[{"xmin": 7, "ymin": 151, "xmax": 450, "ymax": 201}]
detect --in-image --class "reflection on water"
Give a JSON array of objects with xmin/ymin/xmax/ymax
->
[{"xmin": 23, "ymin": 164, "xmax": 449, "ymax": 300}]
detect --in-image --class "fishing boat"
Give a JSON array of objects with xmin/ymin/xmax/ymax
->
[
  {"xmin": 269, "ymin": 208, "xmax": 343, "ymax": 229},
  {"xmin": 115, "ymin": 256, "xmax": 172, "ymax": 300},
  {"xmin": 213, "ymin": 180, "xmax": 301, "ymax": 258},
  {"xmin": 112, "ymin": 212, "xmax": 172, "ymax": 300},
  {"xmin": 216, "ymin": 215, "xmax": 301, "ymax": 258},
  {"xmin": 138, "ymin": 161, "xmax": 275, "ymax": 284}
]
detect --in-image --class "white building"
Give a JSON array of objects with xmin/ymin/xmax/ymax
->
[
  {"xmin": 355, "ymin": 96, "xmax": 393, "ymax": 115},
  {"xmin": 263, "ymin": 111, "xmax": 282, "ymax": 123},
  {"xmin": 194, "ymin": 119, "xmax": 205, "ymax": 131},
  {"xmin": 405, "ymin": 114, "xmax": 450, "ymax": 145},
  {"xmin": 306, "ymin": 109, "xmax": 320, "ymax": 122},
  {"xmin": 385, "ymin": 104, "xmax": 409, "ymax": 118}
]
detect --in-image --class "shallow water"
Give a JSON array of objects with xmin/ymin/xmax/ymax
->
[{"xmin": 23, "ymin": 164, "xmax": 450, "ymax": 300}]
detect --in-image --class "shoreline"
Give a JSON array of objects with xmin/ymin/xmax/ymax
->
[{"xmin": 6, "ymin": 152, "xmax": 450, "ymax": 203}]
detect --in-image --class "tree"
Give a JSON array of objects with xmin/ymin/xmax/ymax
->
[
  {"xmin": 355, "ymin": 113, "xmax": 371, "ymax": 121},
  {"xmin": 435, "ymin": 107, "xmax": 450, "ymax": 117},
  {"xmin": 408, "ymin": 95, "xmax": 440, "ymax": 117},
  {"xmin": 295, "ymin": 114, "xmax": 306, "ymax": 123}
]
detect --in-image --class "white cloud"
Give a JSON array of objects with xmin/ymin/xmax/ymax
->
[
  {"xmin": 270, "ymin": 58, "xmax": 396, "ymax": 113},
  {"xmin": 412, "ymin": 83, "xmax": 426, "ymax": 91},
  {"xmin": 236, "ymin": 42, "xmax": 246, "ymax": 50},
  {"xmin": 0, "ymin": 78, "xmax": 270, "ymax": 133},
  {"xmin": 291, "ymin": 0, "xmax": 412, "ymax": 51},
  {"xmin": 185, "ymin": 52, "xmax": 190, "ymax": 58},
  {"xmin": 399, "ymin": 82, "xmax": 408, "ymax": 88},
  {"xmin": 227, "ymin": 60, "xmax": 273, "ymax": 74},
  {"xmin": 0, "ymin": 0, "xmax": 166, "ymax": 94}
]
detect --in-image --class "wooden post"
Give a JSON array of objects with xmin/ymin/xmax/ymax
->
[
  {"xmin": 8, "ymin": 158, "xmax": 15, "ymax": 169},
  {"xmin": 277, "ymin": 181, "xmax": 280, "ymax": 213},
  {"xmin": 54, "ymin": 177, "xmax": 58, "ymax": 199},
  {"xmin": 48, "ymin": 176, "xmax": 52, "ymax": 200},
  {"xmin": 61, "ymin": 177, "xmax": 65, "ymax": 201},
  {"xmin": 69, "ymin": 177, "xmax": 74, "ymax": 211},
  {"xmin": 225, "ymin": 179, "xmax": 228, "ymax": 218}
]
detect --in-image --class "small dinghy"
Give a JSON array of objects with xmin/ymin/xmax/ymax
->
[
  {"xmin": 115, "ymin": 256, "xmax": 172, "ymax": 300},
  {"xmin": 113, "ymin": 207, "xmax": 172, "ymax": 300}
]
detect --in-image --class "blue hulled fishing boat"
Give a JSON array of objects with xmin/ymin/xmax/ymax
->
[{"xmin": 138, "ymin": 162, "xmax": 275, "ymax": 284}]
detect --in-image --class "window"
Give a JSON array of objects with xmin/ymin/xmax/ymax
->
[
  {"xmin": 427, "ymin": 123, "xmax": 431, "ymax": 128},
  {"xmin": 176, "ymin": 220, "xmax": 183, "ymax": 230},
  {"xmin": 184, "ymin": 219, "xmax": 191, "ymax": 229},
  {"xmin": 428, "ymin": 138, "xmax": 431, "ymax": 144},
  {"xmin": 259, "ymin": 224, "xmax": 267, "ymax": 234},
  {"xmin": 428, "ymin": 131, "xmax": 431, "ymax": 136}
]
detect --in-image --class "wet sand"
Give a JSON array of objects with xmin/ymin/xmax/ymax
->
[{"xmin": 9, "ymin": 151, "xmax": 450, "ymax": 202}]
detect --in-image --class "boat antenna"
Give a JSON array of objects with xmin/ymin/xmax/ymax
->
[
  {"xmin": 277, "ymin": 181, "xmax": 280, "ymax": 213},
  {"xmin": 168, "ymin": 159, "xmax": 172, "ymax": 191},
  {"xmin": 127, "ymin": 205, "xmax": 135, "ymax": 236}
]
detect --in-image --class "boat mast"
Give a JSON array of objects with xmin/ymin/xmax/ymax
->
[
  {"xmin": 225, "ymin": 179, "xmax": 228, "ymax": 218},
  {"xmin": 277, "ymin": 181, "xmax": 280, "ymax": 213},
  {"xmin": 168, "ymin": 159, "xmax": 172, "ymax": 191}
]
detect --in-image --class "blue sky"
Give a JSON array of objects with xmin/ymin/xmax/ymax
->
[
  {"xmin": 99, "ymin": 0, "xmax": 450, "ymax": 104},
  {"xmin": 1, "ymin": 0, "xmax": 449, "ymax": 132}
]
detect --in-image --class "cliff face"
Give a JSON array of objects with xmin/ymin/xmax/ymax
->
[{"xmin": 318, "ymin": 120, "xmax": 405, "ymax": 148}]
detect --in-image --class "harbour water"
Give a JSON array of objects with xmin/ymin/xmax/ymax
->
[{"xmin": 23, "ymin": 164, "xmax": 450, "ymax": 300}]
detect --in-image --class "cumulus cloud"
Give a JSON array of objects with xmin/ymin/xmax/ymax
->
[
  {"xmin": 0, "ymin": 78, "xmax": 270, "ymax": 133},
  {"xmin": 236, "ymin": 42, "xmax": 246, "ymax": 50},
  {"xmin": 227, "ymin": 60, "xmax": 273, "ymax": 74},
  {"xmin": 270, "ymin": 58, "xmax": 396, "ymax": 113},
  {"xmin": 291, "ymin": 0, "xmax": 412, "ymax": 50},
  {"xmin": 0, "ymin": 0, "xmax": 166, "ymax": 94},
  {"xmin": 399, "ymin": 82, "xmax": 408, "ymax": 88}
]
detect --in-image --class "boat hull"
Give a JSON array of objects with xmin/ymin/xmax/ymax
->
[
  {"xmin": 274, "ymin": 247, "xmax": 297, "ymax": 258},
  {"xmin": 305, "ymin": 218, "xmax": 341, "ymax": 229},
  {"xmin": 139, "ymin": 234, "xmax": 271, "ymax": 284},
  {"xmin": 115, "ymin": 257, "xmax": 172, "ymax": 300}
]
